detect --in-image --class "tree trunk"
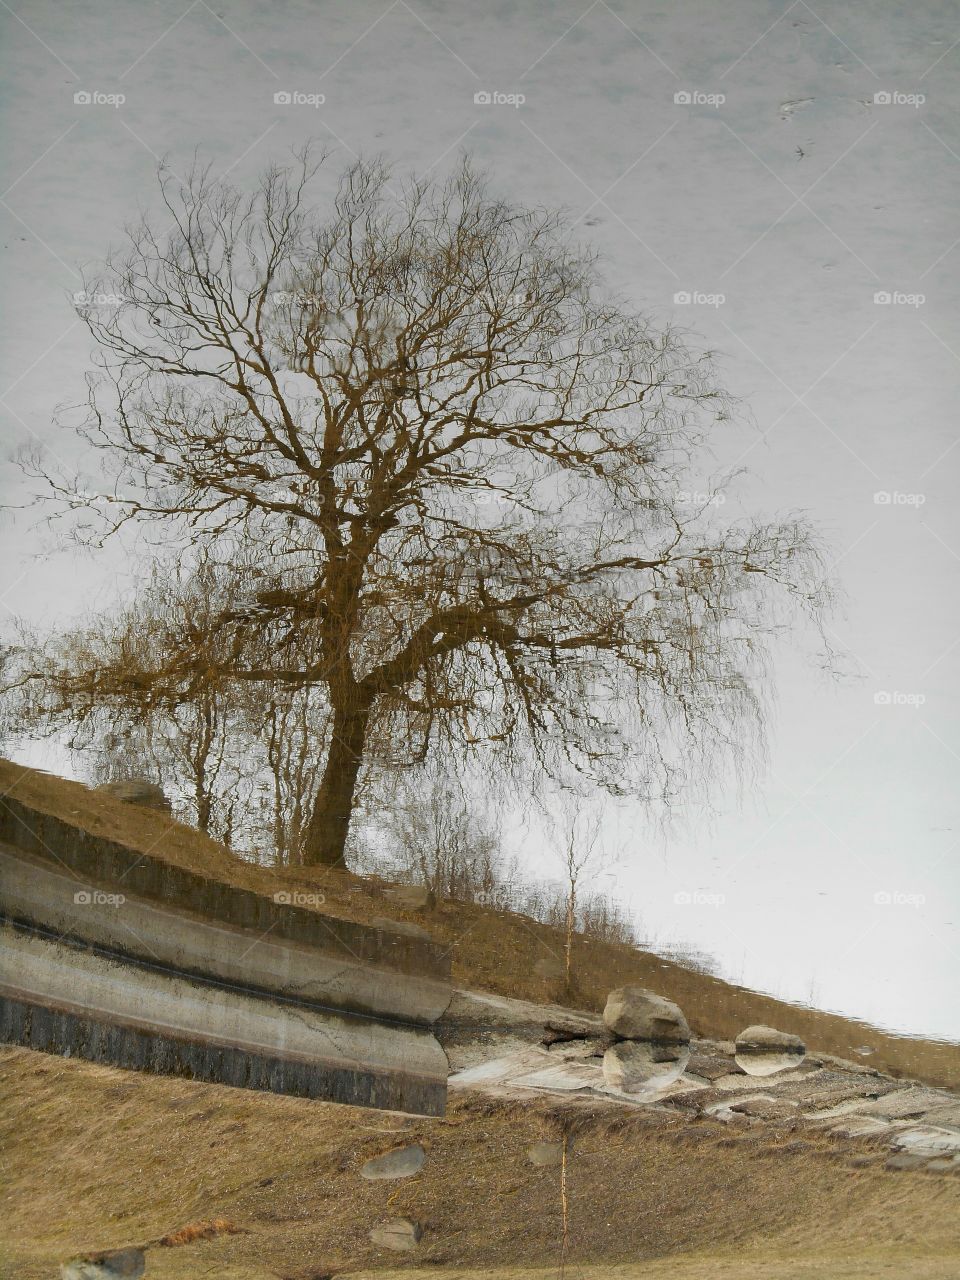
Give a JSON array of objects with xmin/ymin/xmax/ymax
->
[
  {"xmin": 564, "ymin": 880, "xmax": 576, "ymax": 989},
  {"xmin": 301, "ymin": 697, "xmax": 371, "ymax": 867}
]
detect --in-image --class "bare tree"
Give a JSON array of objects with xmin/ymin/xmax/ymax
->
[
  {"xmin": 5, "ymin": 556, "xmax": 335, "ymax": 863},
  {"xmin": 547, "ymin": 796, "xmax": 605, "ymax": 989},
  {"xmin": 7, "ymin": 562, "xmax": 254, "ymax": 844},
  {"xmin": 358, "ymin": 765, "xmax": 509, "ymax": 902},
  {"xmin": 25, "ymin": 151, "xmax": 833, "ymax": 867}
]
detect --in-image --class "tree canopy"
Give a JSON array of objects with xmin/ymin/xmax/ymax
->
[{"xmin": 18, "ymin": 151, "xmax": 833, "ymax": 865}]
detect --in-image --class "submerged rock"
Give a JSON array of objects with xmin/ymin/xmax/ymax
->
[
  {"xmin": 526, "ymin": 1141, "xmax": 565, "ymax": 1166},
  {"xmin": 603, "ymin": 988, "xmax": 690, "ymax": 1044},
  {"xmin": 360, "ymin": 1143, "xmax": 426, "ymax": 1180},
  {"xmin": 369, "ymin": 1217, "xmax": 422, "ymax": 1251},
  {"xmin": 603, "ymin": 1039, "xmax": 690, "ymax": 1092}
]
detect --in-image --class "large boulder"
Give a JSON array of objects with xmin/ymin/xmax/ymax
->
[
  {"xmin": 96, "ymin": 780, "xmax": 171, "ymax": 813},
  {"xmin": 602, "ymin": 987, "xmax": 690, "ymax": 1044},
  {"xmin": 360, "ymin": 1143, "xmax": 425, "ymax": 1180},
  {"xmin": 61, "ymin": 1248, "xmax": 145, "ymax": 1280}
]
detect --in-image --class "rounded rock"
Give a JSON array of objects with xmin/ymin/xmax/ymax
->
[
  {"xmin": 602, "ymin": 987, "xmax": 690, "ymax": 1043},
  {"xmin": 602, "ymin": 1039, "xmax": 690, "ymax": 1092},
  {"xmin": 734, "ymin": 1025, "xmax": 806, "ymax": 1076},
  {"xmin": 96, "ymin": 780, "xmax": 171, "ymax": 812}
]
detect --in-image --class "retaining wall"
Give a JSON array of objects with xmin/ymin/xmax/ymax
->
[{"xmin": 0, "ymin": 794, "xmax": 451, "ymax": 1115}]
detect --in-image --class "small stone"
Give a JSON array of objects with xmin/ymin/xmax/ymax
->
[
  {"xmin": 383, "ymin": 884, "xmax": 432, "ymax": 909},
  {"xmin": 61, "ymin": 1248, "xmax": 145, "ymax": 1280},
  {"xmin": 730, "ymin": 1095, "xmax": 800, "ymax": 1120},
  {"xmin": 526, "ymin": 1141, "xmax": 565, "ymax": 1166},
  {"xmin": 360, "ymin": 1144, "xmax": 426, "ymax": 1180},
  {"xmin": 96, "ymin": 780, "xmax": 171, "ymax": 812},
  {"xmin": 368, "ymin": 1217, "xmax": 422, "ymax": 1251},
  {"xmin": 602, "ymin": 988, "xmax": 690, "ymax": 1043}
]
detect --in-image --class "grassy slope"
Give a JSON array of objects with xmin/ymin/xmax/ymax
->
[
  {"xmin": 0, "ymin": 756, "xmax": 957, "ymax": 1090},
  {"xmin": 1, "ymin": 1046, "xmax": 958, "ymax": 1279}
]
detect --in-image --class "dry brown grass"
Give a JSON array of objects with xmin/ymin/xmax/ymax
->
[
  {"xmin": 1, "ymin": 756, "xmax": 958, "ymax": 1090},
  {"xmin": 337, "ymin": 1263, "xmax": 960, "ymax": 1280},
  {"xmin": 157, "ymin": 1216, "xmax": 244, "ymax": 1247},
  {"xmin": 1, "ymin": 1047, "xmax": 958, "ymax": 1280}
]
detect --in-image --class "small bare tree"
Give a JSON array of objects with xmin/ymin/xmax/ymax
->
[
  {"xmin": 548, "ymin": 797, "xmax": 605, "ymax": 989},
  {"xmin": 24, "ymin": 151, "xmax": 833, "ymax": 867},
  {"xmin": 6, "ymin": 556, "xmax": 335, "ymax": 863},
  {"xmin": 356, "ymin": 765, "xmax": 510, "ymax": 903},
  {"xmin": 8, "ymin": 561, "xmax": 253, "ymax": 844}
]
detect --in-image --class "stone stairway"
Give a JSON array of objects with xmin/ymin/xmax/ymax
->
[{"xmin": 438, "ymin": 987, "xmax": 960, "ymax": 1174}]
